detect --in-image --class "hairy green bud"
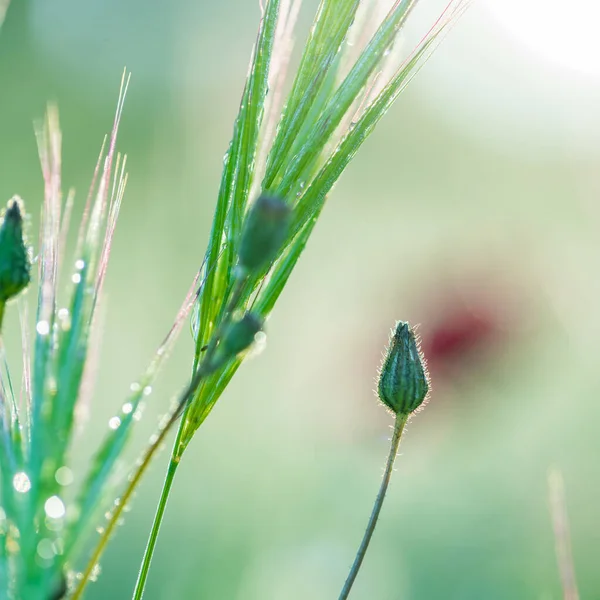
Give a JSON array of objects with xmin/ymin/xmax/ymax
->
[
  {"xmin": 216, "ymin": 312, "xmax": 263, "ymax": 362},
  {"xmin": 378, "ymin": 321, "xmax": 429, "ymax": 416},
  {"xmin": 238, "ymin": 194, "xmax": 291, "ymax": 273},
  {"xmin": 0, "ymin": 197, "xmax": 31, "ymax": 303}
]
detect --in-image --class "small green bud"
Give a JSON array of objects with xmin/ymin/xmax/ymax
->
[
  {"xmin": 238, "ymin": 194, "xmax": 291, "ymax": 273},
  {"xmin": 0, "ymin": 197, "xmax": 31, "ymax": 303},
  {"xmin": 216, "ymin": 312, "xmax": 263, "ymax": 362},
  {"xmin": 377, "ymin": 321, "xmax": 429, "ymax": 416}
]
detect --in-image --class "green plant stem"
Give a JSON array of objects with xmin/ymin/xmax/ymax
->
[
  {"xmin": 73, "ymin": 277, "xmax": 247, "ymax": 600},
  {"xmin": 338, "ymin": 413, "xmax": 408, "ymax": 600},
  {"xmin": 131, "ymin": 431, "xmax": 183, "ymax": 600},
  {"xmin": 130, "ymin": 275, "xmax": 249, "ymax": 599},
  {"xmin": 70, "ymin": 405, "xmax": 181, "ymax": 600},
  {"xmin": 71, "ymin": 359, "xmax": 217, "ymax": 600}
]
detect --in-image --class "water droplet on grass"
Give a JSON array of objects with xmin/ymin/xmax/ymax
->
[
  {"xmin": 13, "ymin": 472, "xmax": 31, "ymax": 493},
  {"xmin": 108, "ymin": 416, "xmax": 121, "ymax": 430},
  {"xmin": 37, "ymin": 538, "xmax": 55, "ymax": 560},
  {"xmin": 55, "ymin": 466, "xmax": 74, "ymax": 486},
  {"xmin": 44, "ymin": 496, "xmax": 66, "ymax": 519},
  {"xmin": 89, "ymin": 563, "xmax": 102, "ymax": 582},
  {"xmin": 36, "ymin": 321, "xmax": 50, "ymax": 336}
]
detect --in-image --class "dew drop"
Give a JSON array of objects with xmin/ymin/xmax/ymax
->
[
  {"xmin": 37, "ymin": 538, "xmax": 55, "ymax": 560},
  {"xmin": 58, "ymin": 308, "xmax": 69, "ymax": 320},
  {"xmin": 142, "ymin": 386, "xmax": 152, "ymax": 396},
  {"xmin": 96, "ymin": 526, "xmax": 105, "ymax": 534},
  {"xmin": 53, "ymin": 538, "xmax": 65, "ymax": 556},
  {"xmin": 55, "ymin": 466, "xmax": 74, "ymax": 486},
  {"xmin": 108, "ymin": 416, "xmax": 121, "ymax": 430},
  {"xmin": 44, "ymin": 496, "xmax": 66, "ymax": 519},
  {"xmin": 89, "ymin": 563, "xmax": 102, "ymax": 582},
  {"xmin": 13, "ymin": 472, "xmax": 31, "ymax": 493},
  {"xmin": 71, "ymin": 273, "xmax": 82, "ymax": 284},
  {"xmin": 36, "ymin": 321, "xmax": 50, "ymax": 336},
  {"xmin": 122, "ymin": 402, "xmax": 133, "ymax": 414},
  {"xmin": 130, "ymin": 382, "xmax": 141, "ymax": 393},
  {"xmin": 47, "ymin": 376, "xmax": 58, "ymax": 395},
  {"xmin": 75, "ymin": 259, "xmax": 85, "ymax": 270},
  {"xmin": 248, "ymin": 331, "xmax": 267, "ymax": 359}
]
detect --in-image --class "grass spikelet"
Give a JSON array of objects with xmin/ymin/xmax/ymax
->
[
  {"xmin": 0, "ymin": 2, "xmax": 471, "ymax": 598},
  {"xmin": 126, "ymin": 2, "xmax": 469, "ymax": 598}
]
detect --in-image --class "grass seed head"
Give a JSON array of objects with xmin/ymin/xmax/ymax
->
[
  {"xmin": 238, "ymin": 194, "xmax": 291, "ymax": 274},
  {"xmin": 217, "ymin": 312, "xmax": 264, "ymax": 361}
]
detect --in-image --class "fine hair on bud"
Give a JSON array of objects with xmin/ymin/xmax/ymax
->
[
  {"xmin": 377, "ymin": 321, "xmax": 429, "ymax": 416},
  {"xmin": 0, "ymin": 196, "xmax": 31, "ymax": 303},
  {"xmin": 238, "ymin": 194, "xmax": 291, "ymax": 273}
]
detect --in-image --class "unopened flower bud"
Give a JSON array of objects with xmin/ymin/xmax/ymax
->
[
  {"xmin": 238, "ymin": 194, "xmax": 291, "ymax": 273},
  {"xmin": 0, "ymin": 197, "xmax": 31, "ymax": 303},
  {"xmin": 217, "ymin": 312, "xmax": 263, "ymax": 361},
  {"xmin": 378, "ymin": 321, "xmax": 429, "ymax": 416}
]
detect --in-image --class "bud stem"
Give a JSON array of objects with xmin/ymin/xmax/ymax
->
[{"xmin": 338, "ymin": 413, "xmax": 408, "ymax": 600}]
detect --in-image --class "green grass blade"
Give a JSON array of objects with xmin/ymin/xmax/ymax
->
[
  {"xmin": 272, "ymin": 0, "xmax": 416, "ymax": 199},
  {"xmin": 65, "ymin": 275, "xmax": 199, "ymax": 559},
  {"xmin": 263, "ymin": 0, "xmax": 360, "ymax": 190},
  {"xmin": 292, "ymin": 7, "xmax": 463, "ymax": 239},
  {"xmin": 194, "ymin": 0, "xmax": 281, "ymax": 365}
]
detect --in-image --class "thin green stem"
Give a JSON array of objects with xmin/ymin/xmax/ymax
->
[
  {"xmin": 73, "ymin": 277, "xmax": 249, "ymax": 599},
  {"xmin": 130, "ymin": 274, "xmax": 250, "ymax": 600},
  {"xmin": 71, "ymin": 359, "xmax": 218, "ymax": 600},
  {"xmin": 71, "ymin": 404, "xmax": 180, "ymax": 600},
  {"xmin": 338, "ymin": 413, "xmax": 408, "ymax": 600},
  {"xmin": 131, "ymin": 430, "xmax": 183, "ymax": 600}
]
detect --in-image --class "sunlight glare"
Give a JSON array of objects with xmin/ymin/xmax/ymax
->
[{"xmin": 487, "ymin": 0, "xmax": 600, "ymax": 76}]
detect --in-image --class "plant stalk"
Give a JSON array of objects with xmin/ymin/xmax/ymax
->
[
  {"xmin": 71, "ymin": 359, "xmax": 216, "ymax": 600},
  {"xmin": 130, "ymin": 275, "xmax": 249, "ymax": 599},
  {"xmin": 338, "ymin": 413, "xmax": 408, "ymax": 600},
  {"xmin": 131, "ymin": 431, "xmax": 183, "ymax": 599}
]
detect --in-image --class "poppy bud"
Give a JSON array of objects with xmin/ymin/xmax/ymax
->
[
  {"xmin": 216, "ymin": 312, "xmax": 263, "ymax": 362},
  {"xmin": 378, "ymin": 321, "xmax": 429, "ymax": 416},
  {"xmin": 0, "ymin": 197, "xmax": 31, "ymax": 303},
  {"xmin": 238, "ymin": 194, "xmax": 291, "ymax": 273}
]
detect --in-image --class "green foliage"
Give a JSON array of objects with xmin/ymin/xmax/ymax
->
[{"xmin": 0, "ymin": 1, "xmax": 469, "ymax": 599}]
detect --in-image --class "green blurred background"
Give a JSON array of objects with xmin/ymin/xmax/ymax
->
[{"xmin": 2, "ymin": 0, "xmax": 600, "ymax": 598}]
